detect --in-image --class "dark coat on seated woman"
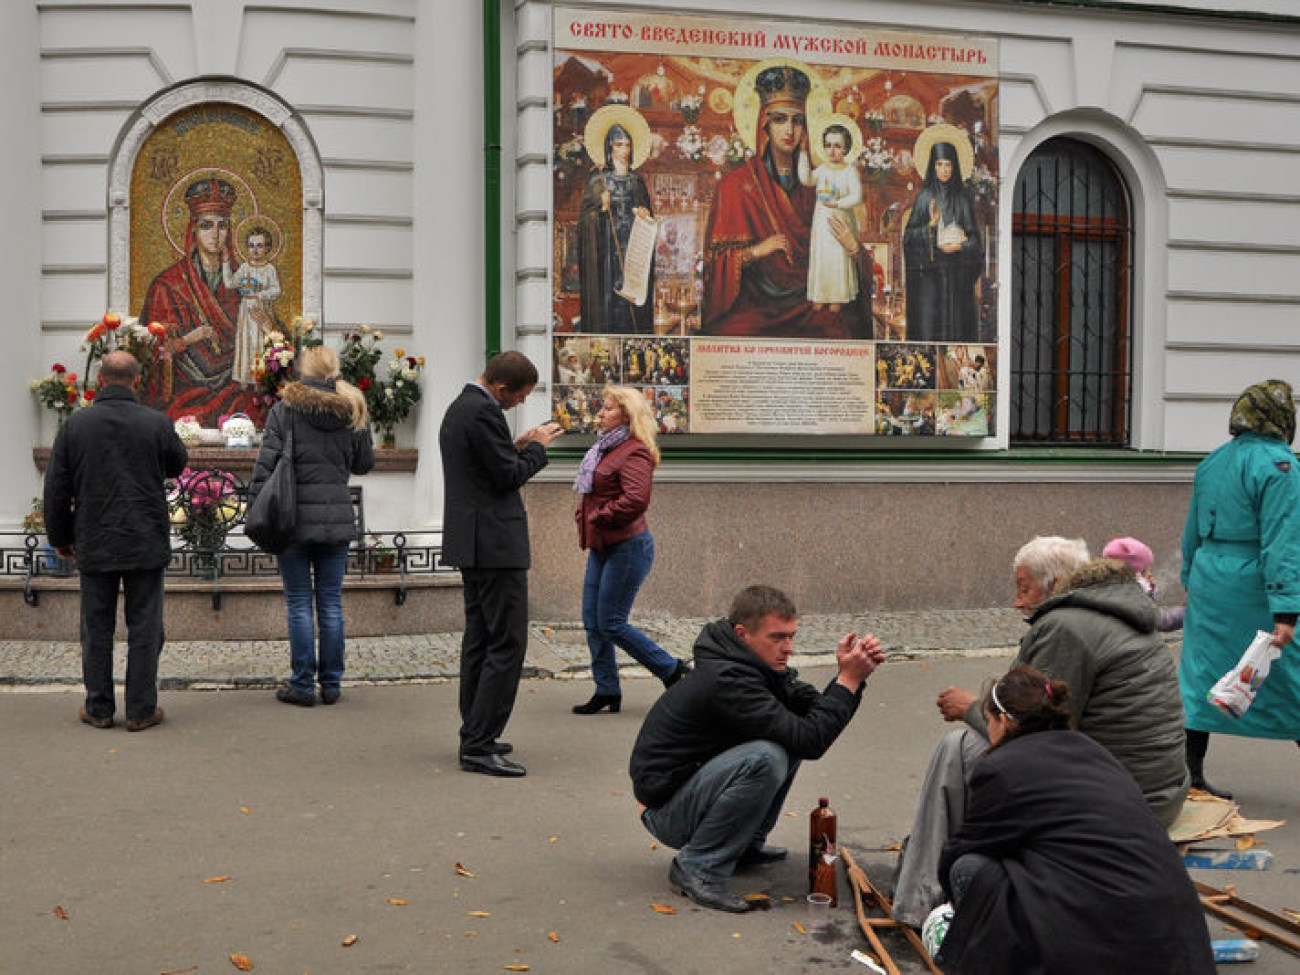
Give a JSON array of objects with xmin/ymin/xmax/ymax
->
[{"xmin": 937, "ymin": 730, "xmax": 1214, "ymax": 975}]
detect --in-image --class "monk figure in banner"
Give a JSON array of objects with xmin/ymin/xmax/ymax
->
[
  {"xmin": 139, "ymin": 177, "xmax": 258, "ymax": 425},
  {"xmin": 702, "ymin": 61, "xmax": 871, "ymax": 339}
]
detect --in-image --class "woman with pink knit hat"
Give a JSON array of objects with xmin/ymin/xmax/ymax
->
[{"xmin": 1101, "ymin": 536, "xmax": 1184, "ymax": 632}]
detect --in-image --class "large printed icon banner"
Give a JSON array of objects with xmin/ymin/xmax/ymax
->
[{"xmin": 552, "ymin": 7, "xmax": 998, "ymax": 437}]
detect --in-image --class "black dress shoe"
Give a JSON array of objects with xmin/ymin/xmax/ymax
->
[
  {"xmin": 572, "ymin": 693, "xmax": 621, "ymax": 715},
  {"xmin": 738, "ymin": 844, "xmax": 788, "ymax": 868},
  {"xmin": 276, "ymin": 686, "xmax": 315, "ymax": 707},
  {"xmin": 492, "ymin": 742, "xmax": 513, "ymax": 755},
  {"xmin": 669, "ymin": 858, "xmax": 748, "ymax": 913},
  {"xmin": 460, "ymin": 752, "xmax": 527, "ymax": 777}
]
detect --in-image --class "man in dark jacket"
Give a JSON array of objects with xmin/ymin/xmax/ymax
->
[
  {"xmin": 439, "ymin": 350, "xmax": 563, "ymax": 777},
  {"xmin": 629, "ymin": 585, "xmax": 885, "ymax": 912},
  {"xmin": 44, "ymin": 350, "xmax": 188, "ymax": 731}
]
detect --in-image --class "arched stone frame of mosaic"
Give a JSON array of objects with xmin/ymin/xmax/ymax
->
[{"xmin": 107, "ymin": 80, "xmax": 323, "ymax": 322}]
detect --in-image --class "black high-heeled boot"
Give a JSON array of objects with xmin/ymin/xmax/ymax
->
[
  {"xmin": 572, "ymin": 693, "xmax": 621, "ymax": 715},
  {"xmin": 1186, "ymin": 729, "xmax": 1233, "ymax": 800},
  {"xmin": 663, "ymin": 658, "xmax": 692, "ymax": 688}
]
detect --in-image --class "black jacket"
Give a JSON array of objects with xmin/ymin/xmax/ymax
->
[
  {"xmin": 248, "ymin": 379, "xmax": 374, "ymax": 546},
  {"xmin": 438, "ymin": 383, "xmax": 547, "ymax": 569},
  {"xmin": 44, "ymin": 384, "xmax": 188, "ymax": 573},
  {"xmin": 937, "ymin": 731, "xmax": 1214, "ymax": 975},
  {"xmin": 629, "ymin": 619, "xmax": 863, "ymax": 808}
]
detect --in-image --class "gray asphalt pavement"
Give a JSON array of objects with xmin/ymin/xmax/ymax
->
[{"xmin": 2, "ymin": 616, "xmax": 1297, "ymax": 974}]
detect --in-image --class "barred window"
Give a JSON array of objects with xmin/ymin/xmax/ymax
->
[{"xmin": 1011, "ymin": 138, "xmax": 1133, "ymax": 445}]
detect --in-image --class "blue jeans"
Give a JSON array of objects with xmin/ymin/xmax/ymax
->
[
  {"xmin": 277, "ymin": 541, "xmax": 350, "ymax": 693},
  {"xmin": 583, "ymin": 531, "xmax": 676, "ymax": 694},
  {"xmin": 641, "ymin": 740, "xmax": 799, "ymax": 883}
]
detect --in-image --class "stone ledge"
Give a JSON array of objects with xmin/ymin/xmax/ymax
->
[{"xmin": 2, "ymin": 573, "xmax": 464, "ymax": 640}]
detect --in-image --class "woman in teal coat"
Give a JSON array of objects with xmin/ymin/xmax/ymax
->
[{"xmin": 1181, "ymin": 379, "xmax": 1300, "ymax": 798}]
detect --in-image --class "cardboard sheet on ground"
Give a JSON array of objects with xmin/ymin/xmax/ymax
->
[{"xmin": 1168, "ymin": 792, "xmax": 1285, "ymax": 846}]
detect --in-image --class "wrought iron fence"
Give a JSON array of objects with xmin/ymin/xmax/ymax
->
[{"xmin": 6, "ymin": 471, "xmax": 453, "ymax": 610}]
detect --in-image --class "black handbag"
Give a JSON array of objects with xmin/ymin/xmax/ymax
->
[{"xmin": 245, "ymin": 411, "xmax": 296, "ymax": 553}]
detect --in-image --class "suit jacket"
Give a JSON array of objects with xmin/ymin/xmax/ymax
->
[{"xmin": 439, "ymin": 383, "xmax": 548, "ymax": 569}]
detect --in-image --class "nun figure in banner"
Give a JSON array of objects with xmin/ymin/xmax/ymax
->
[
  {"xmin": 903, "ymin": 124, "xmax": 984, "ymax": 343},
  {"xmin": 578, "ymin": 105, "xmax": 656, "ymax": 334}
]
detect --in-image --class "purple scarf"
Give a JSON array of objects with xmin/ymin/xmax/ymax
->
[{"xmin": 573, "ymin": 425, "xmax": 630, "ymax": 494}]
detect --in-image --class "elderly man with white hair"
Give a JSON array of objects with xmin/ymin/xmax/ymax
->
[{"xmin": 891, "ymin": 535, "xmax": 1190, "ymax": 928}]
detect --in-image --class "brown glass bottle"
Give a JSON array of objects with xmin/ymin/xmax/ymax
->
[{"xmin": 809, "ymin": 796, "xmax": 838, "ymax": 906}]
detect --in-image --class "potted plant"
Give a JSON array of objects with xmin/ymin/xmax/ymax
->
[
  {"xmin": 367, "ymin": 349, "xmax": 425, "ymax": 448},
  {"xmin": 367, "ymin": 532, "xmax": 396, "ymax": 573},
  {"xmin": 171, "ymin": 468, "xmax": 242, "ymax": 579}
]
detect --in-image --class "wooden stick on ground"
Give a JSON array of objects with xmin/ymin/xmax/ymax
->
[
  {"xmin": 842, "ymin": 845, "xmax": 943, "ymax": 975},
  {"xmin": 1195, "ymin": 880, "xmax": 1300, "ymax": 958}
]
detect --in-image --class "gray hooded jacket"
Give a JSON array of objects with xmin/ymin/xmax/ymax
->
[{"xmin": 966, "ymin": 559, "xmax": 1189, "ymax": 826}]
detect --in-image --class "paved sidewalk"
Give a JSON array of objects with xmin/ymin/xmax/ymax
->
[{"xmin": 0, "ymin": 607, "xmax": 1029, "ymax": 687}]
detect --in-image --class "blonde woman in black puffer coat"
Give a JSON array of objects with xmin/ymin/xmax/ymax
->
[{"xmin": 249, "ymin": 346, "xmax": 374, "ymax": 706}]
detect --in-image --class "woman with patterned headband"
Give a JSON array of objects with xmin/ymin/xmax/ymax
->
[{"xmin": 933, "ymin": 665, "xmax": 1214, "ymax": 974}]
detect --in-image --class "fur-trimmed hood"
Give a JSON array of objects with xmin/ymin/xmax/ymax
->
[
  {"xmin": 1031, "ymin": 557, "xmax": 1158, "ymax": 634},
  {"xmin": 281, "ymin": 378, "xmax": 355, "ymax": 432}
]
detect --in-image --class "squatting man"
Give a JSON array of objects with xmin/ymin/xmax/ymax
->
[{"xmin": 629, "ymin": 585, "xmax": 886, "ymax": 912}]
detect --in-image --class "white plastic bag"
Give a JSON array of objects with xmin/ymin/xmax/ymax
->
[{"xmin": 1207, "ymin": 630, "xmax": 1282, "ymax": 718}]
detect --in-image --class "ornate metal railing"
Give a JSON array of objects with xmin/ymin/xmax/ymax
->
[{"xmin": 7, "ymin": 471, "xmax": 454, "ymax": 610}]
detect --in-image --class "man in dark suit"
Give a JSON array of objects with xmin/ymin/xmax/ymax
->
[
  {"xmin": 44, "ymin": 350, "xmax": 189, "ymax": 732},
  {"xmin": 440, "ymin": 351, "xmax": 564, "ymax": 777}
]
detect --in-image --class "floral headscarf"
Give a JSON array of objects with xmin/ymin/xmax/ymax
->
[{"xmin": 1229, "ymin": 379, "xmax": 1296, "ymax": 444}]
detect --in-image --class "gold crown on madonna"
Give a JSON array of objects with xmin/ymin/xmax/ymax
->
[{"xmin": 184, "ymin": 178, "xmax": 237, "ymax": 217}]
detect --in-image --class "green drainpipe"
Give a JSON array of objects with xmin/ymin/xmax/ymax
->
[{"xmin": 482, "ymin": 0, "xmax": 502, "ymax": 360}]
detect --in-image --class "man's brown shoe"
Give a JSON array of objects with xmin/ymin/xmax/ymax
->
[
  {"xmin": 78, "ymin": 707, "xmax": 113, "ymax": 730},
  {"xmin": 125, "ymin": 707, "xmax": 165, "ymax": 732}
]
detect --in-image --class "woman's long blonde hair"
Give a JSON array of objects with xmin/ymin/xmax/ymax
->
[
  {"xmin": 298, "ymin": 345, "xmax": 369, "ymax": 430},
  {"xmin": 605, "ymin": 385, "xmax": 660, "ymax": 465}
]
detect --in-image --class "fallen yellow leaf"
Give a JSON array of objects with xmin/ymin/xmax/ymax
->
[
  {"xmin": 792, "ymin": 921, "xmax": 807, "ymax": 934},
  {"xmin": 239, "ymin": 807, "xmax": 250, "ymax": 815},
  {"xmin": 341, "ymin": 934, "xmax": 359, "ymax": 947},
  {"xmin": 464, "ymin": 931, "xmax": 478, "ymax": 937},
  {"xmin": 548, "ymin": 836, "xmax": 558, "ymax": 844},
  {"xmin": 204, "ymin": 876, "xmax": 231, "ymax": 884},
  {"xmin": 387, "ymin": 898, "xmax": 408, "ymax": 906},
  {"xmin": 547, "ymin": 931, "xmax": 560, "ymax": 943},
  {"xmin": 467, "ymin": 910, "xmax": 492, "ymax": 918},
  {"xmin": 1236, "ymin": 835, "xmax": 1256, "ymax": 851},
  {"xmin": 53, "ymin": 906, "xmax": 70, "ymax": 920},
  {"xmin": 454, "ymin": 862, "xmax": 476, "ymax": 878},
  {"xmin": 732, "ymin": 932, "xmax": 741, "ymax": 939},
  {"xmin": 504, "ymin": 966, "xmax": 530, "ymax": 972},
  {"xmin": 650, "ymin": 903, "xmax": 677, "ymax": 914},
  {"xmin": 881, "ymin": 843, "xmax": 902, "ymax": 852},
  {"xmin": 229, "ymin": 952, "xmax": 254, "ymax": 971},
  {"xmin": 743, "ymin": 893, "xmax": 770, "ymax": 903}
]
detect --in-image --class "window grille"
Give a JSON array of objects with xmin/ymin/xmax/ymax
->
[{"xmin": 1010, "ymin": 138, "xmax": 1133, "ymax": 445}]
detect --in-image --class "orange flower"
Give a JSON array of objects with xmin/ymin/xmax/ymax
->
[
  {"xmin": 395, "ymin": 348, "xmax": 406, "ymax": 358},
  {"xmin": 102, "ymin": 313, "xmax": 121, "ymax": 329},
  {"xmin": 148, "ymin": 321, "xmax": 167, "ymax": 337}
]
